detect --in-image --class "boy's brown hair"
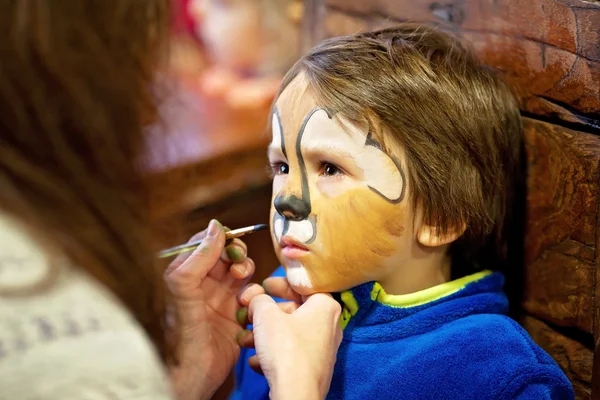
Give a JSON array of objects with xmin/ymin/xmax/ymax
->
[{"xmin": 277, "ymin": 24, "xmax": 523, "ymax": 278}]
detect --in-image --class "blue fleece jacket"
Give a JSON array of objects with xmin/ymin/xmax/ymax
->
[{"xmin": 231, "ymin": 267, "xmax": 574, "ymax": 400}]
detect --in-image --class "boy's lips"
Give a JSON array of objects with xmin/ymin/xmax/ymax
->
[{"xmin": 279, "ymin": 236, "xmax": 310, "ymax": 258}]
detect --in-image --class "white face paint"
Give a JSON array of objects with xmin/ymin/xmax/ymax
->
[
  {"xmin": 271, "ymin": 111, "xmax": 283, "ymax": 150},
  {"xmin": 273, "ymin": 215, "xmax": 284, "ymax": 242},
  {"xmin": 285, "ymin": 259, "xmax": 313, "ymax": 288},
  {"xmin": 272, "ymin": 213, "xmax": 315, "ymax": 244},
  {"xmin": 300, "ymin": 109, "xmax": 403, "ymax": 201}
]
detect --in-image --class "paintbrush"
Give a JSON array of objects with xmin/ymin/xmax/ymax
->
[{"xmin": 158, "ymin": 224, "xmax": 269, "ymax": 258}]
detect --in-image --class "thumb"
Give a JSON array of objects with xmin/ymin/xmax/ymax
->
[
  {"xmin": 297, "ymin": 293, "xmax": 342, "ymax": 323},
  {"xmin": 248, "ymin": 294, "xmax": 281, "ymax": 327},
  {"xmin": 168, "ymin": 219, "xmax": 225, "ymax": 294}
]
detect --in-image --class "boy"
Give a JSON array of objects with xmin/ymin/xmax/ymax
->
[{"xmin": 232, "ymin": 24, "xmax": 574, "ymax": 399}]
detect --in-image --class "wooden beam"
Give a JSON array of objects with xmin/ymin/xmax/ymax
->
[
  {"xmin": 522, "ymin": 118, "xmax": 600, "ymax": 333},
  {"xmin": 593, "ymin": 168, "xmax": 600, "ymax": 399}
]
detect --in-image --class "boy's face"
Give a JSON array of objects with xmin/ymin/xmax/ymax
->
[{"xmin": 268, "ymin": 76, "xmax": 416, "ymax": 294}]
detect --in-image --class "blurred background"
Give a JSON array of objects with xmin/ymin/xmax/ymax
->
[
  {"xmin": 150, "ymin": 0, "xmax": 305, "ymax": 285},
  {"xmin": 149, "ymin": 1, "xmax": 600, "ymax": 399}
]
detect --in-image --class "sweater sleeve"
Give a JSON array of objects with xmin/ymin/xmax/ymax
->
[
  {"xmin": 8, "ymin": 342, "xmax": 175, "ymax": 399},
  {"xmin": 501, "ymin": 365, "xmax": 575, "ymax": 400},
  {"xmin": 0, "ymin": 213, "xmax": 174, "ymax": 399},
  {"xmin": 0, "ymin": 267, "xmax": 176, "ymax": 400},
  {"xmin": 514, "ymin": 383, "xmax": 555, "ymax": 399}
]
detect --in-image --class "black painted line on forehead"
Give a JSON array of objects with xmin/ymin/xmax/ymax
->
[
  {"xmin": 323, "ymin": 108, "xmax": 335, "ymax": 119},
  {"xmin": 273, "ymin": 107, "xmax": 287, "ymax": 159},
  {"xmin": 296, "ymin": 107, "xmax": 329, "ymax": 217},
  {"xmin": 364, "ymin": 132, "xmax": 406, "ymax": 204},
  {"xmin": 365, "ymin": 131, "xmax": 384, "ymax": 151}
]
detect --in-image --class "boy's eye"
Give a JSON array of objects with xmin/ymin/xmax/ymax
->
[
  {"xmin": 320, "ymin": 162, "xmax": 343, "ymax": 177},
  {"xmin": 270, "ymin": 162, "xmax": 289, "ymax": 176}
]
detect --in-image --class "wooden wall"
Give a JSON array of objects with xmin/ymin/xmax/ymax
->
[{"xmin": 302, "ymin": 0, "xmax": 600, "ymax": 398}]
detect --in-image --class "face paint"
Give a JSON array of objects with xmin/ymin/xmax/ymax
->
[{"xmin": 268, "ymin": 75, "xmax": 415, "ymax": 294}]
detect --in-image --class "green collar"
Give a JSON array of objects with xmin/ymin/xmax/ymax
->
[{"xmin": 339, "ymin": 270, "xmax": 493, "ymax": 329}]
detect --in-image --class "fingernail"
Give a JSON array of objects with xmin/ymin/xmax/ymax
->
[
  {"xmin": 262, "ymin": 279, "xmax": 269, "ymax": 294},
  {"xmin": 226, "ymin": 246, "xmax": 246, "ymax": 263},
  {"xmin": 235, "ymin": 330, "xmax": 245, "ymax": 343},
  {"xmin": 207, "ymin": 219, "xmax": 221, "ymax": 238},
  {"xmin": 236, "ymin": 329, "xmax": 249, "ymax": 344},
  {"xmin": 236, "ymin": 307, "xmax": 248, "ymax": 325}
]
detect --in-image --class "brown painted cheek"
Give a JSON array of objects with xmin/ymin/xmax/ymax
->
[
  {"xmin": 383, "ymin": 213, "xmax": 405, "ymax": 237},
  {"xmin": 303, "ymin": 188, "xmax": 406, "ymax": 291}
]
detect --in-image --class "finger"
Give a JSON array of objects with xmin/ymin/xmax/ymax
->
[
  {"xmin": 262, "ymin": 277, "xmax": 302, "ymax": 302},
  {"xmin": 222, "ymin": 238, "xmax": 248, "ymax": 263},
  {"xmin": 238, "ymin": 301, "xmax": 297, "ymax": 325},
  {"xmin": 236, "ymin": 329, "xmax": 255, "ymax": 348},
  {"xmin": 166, "ymin": 219, "xmax": 225, "ymax": 295},
  {"xmin": 248, "ymin": 294, "xmax": 279, "ymax": 325},
  {"xmin": 334, "ymin": 323, "xmax": 343, "ymax": 347},
  {"xmin": 230, "ymin": 257, "xmax": 255, "ymax": 281},
  {"xmin": 248, "ymin": 355, "xmax": 264, "ymax": 375},
  {"xmin": 297, "ymin": 292, "xmax": 342, "ymax": 323},
  {"xmin": 302, "ymin": 292, "xmax": 338, "ymax": 308},
  {"xmin": 236, "ymin": 306, "xmax": 249, "ymax": 326},
  {"xmin": 277, "ymin": 301, "xmax": 300, "ymax": 314},
  {"xmin": 238, "ymin": 283, "xmax": 265, "ymax": 307},
  {"xmin": 300, "ymin": 290, "xmax": 334, "ymax": 303},
  {"xmin": 164, "ymin": 229, "xmax": 208, "ymax": 276}
]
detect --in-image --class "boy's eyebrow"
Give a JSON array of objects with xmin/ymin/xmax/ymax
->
[{"xmin": 267, "ymin": 146, "xmax": 285, "ymax": 158}]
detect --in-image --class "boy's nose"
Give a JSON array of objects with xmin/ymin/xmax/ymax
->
[{"xmin": 274, "ymin": 194, "xmax": 310, "ymax": 221}]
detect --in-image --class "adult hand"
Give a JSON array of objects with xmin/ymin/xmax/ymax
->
[
  {"xmin": 238, "ymin": 278, "xmax": 343, "ymax": 400},
  {"xmin": 164, "ymin": 219, "xmax": 255, "ymax": 400}
]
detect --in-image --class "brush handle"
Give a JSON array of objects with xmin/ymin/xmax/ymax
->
[{"xmin": 158, "ymin": 224, "xmax": 268, "ymax": 259}]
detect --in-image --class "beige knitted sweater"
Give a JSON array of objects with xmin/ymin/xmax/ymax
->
[{"xmin": 0, "ymin": 212, "xmax": 174, "ymax": 399}]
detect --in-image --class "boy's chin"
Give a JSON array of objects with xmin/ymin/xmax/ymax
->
[{"xmin": 282, "ymin": 261, "xmax": 366, "ymax": 295}]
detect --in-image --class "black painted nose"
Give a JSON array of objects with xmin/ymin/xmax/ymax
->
[{"xmin": 274, "ymin": 194, "xmax": 310, "ymax": 221}]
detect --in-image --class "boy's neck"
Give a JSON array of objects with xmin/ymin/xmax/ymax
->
[{"xmin": 378, "ymin": 252, "xmax": 452, "ymax": 296}]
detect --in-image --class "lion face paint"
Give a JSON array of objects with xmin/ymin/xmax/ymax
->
[{"xmin": 268, "ymin": 75, "xmax": 415, "ymax": 294}]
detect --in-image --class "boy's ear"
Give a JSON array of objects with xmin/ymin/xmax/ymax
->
[{"xmin": 417, "ymin": 223, "xmax": 466, "ymax": 247}]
